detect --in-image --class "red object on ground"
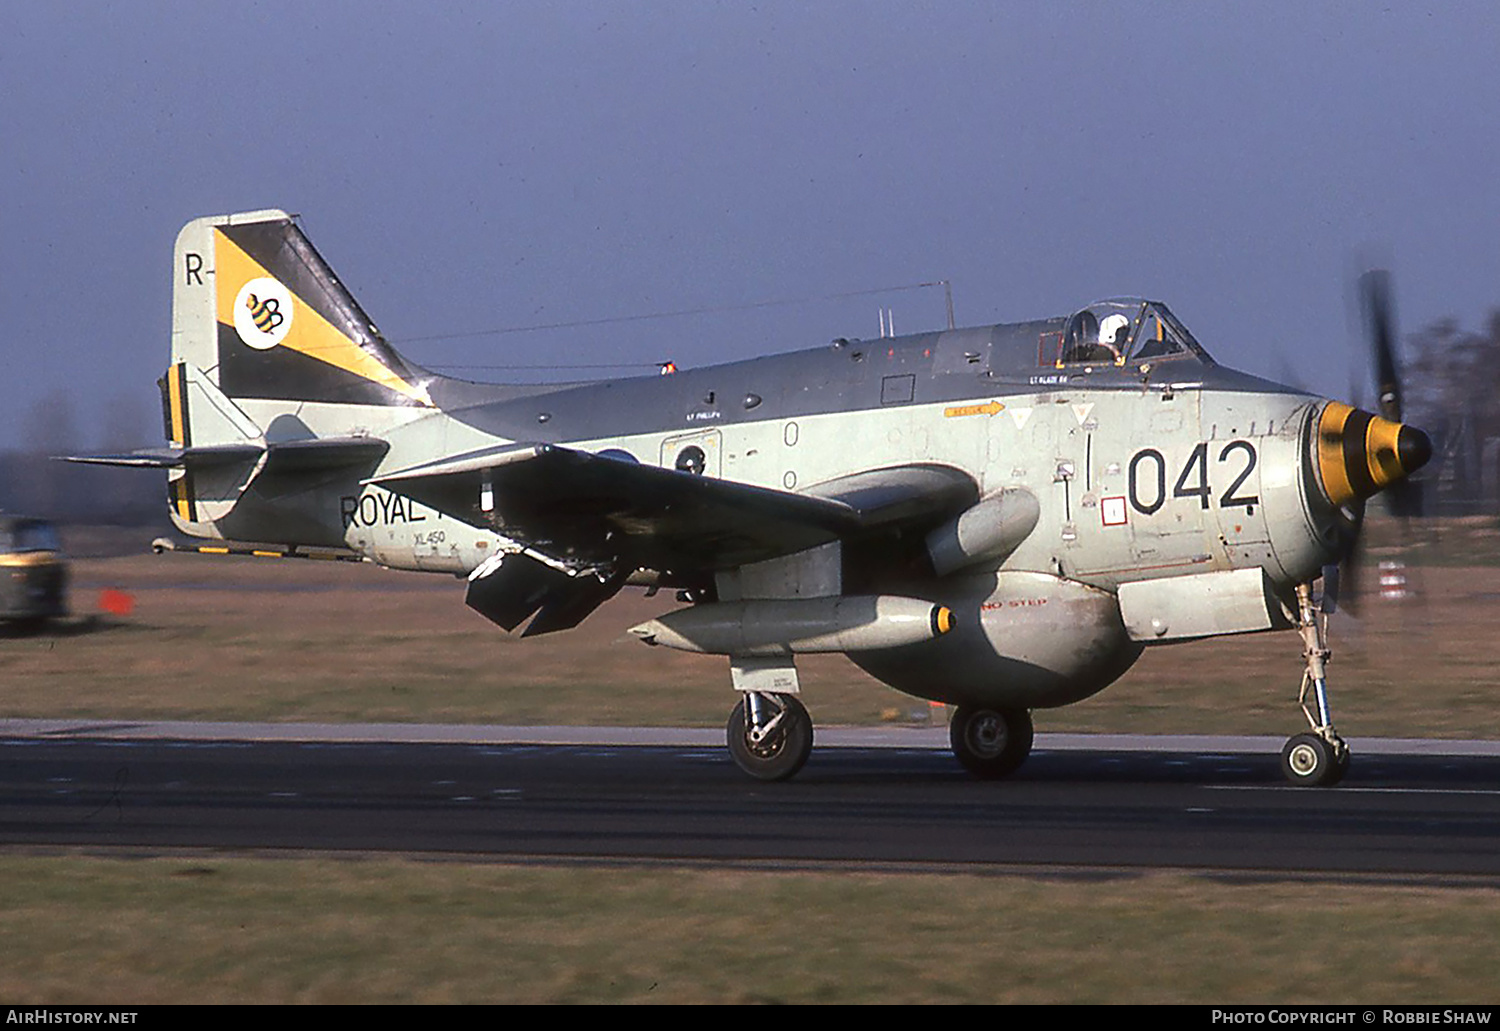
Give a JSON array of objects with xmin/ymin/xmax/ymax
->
[{"xmin": 99, "ymin": 588, "xmax": 135, "ymax": 617}]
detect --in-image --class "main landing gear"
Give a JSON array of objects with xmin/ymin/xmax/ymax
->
[
  {"xmin": 727, "ymin": 692, "xmax": 814, "ymax": 782},
  {"xmin": 949, "ymin": 705, "xmax": 1034, "ymax": 779},
  {"xmin": 1281, "ymin": 582, "xmax": 1350, "ymax": 787},
  {"xmin": 725, "ymin": 694, "xmax": 1039, "ymax": 782}
]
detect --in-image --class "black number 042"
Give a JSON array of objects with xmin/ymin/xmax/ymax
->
[{"xmin": 1128, "ymin": 441, "xmax": 1259, "ymax": 515}]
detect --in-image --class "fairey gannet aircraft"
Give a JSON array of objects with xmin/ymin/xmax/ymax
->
[{"xmin": 73, "ymin": 210, "xmax": 1431, "ymax": 784}]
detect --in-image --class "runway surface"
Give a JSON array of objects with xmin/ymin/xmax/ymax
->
[{"xmin": 4, "ymin": 721, "xmax": 1500, "ymax": 876}]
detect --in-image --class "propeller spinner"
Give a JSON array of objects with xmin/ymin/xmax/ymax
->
[{"xmin": 1315, "ymin": 399, "xmax": 1432, "ymax": 509}]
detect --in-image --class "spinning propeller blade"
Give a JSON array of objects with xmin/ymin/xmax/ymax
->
[
  {"xmin": 1360, "ymin": 270, "xmax": 1425, "ymax": 519},
  {"xmin": 1334, "ymin": 269, "xmax": 1431, "ymax": 613},
  {"xmin": 1361, "ymin": 269, "xmax": 1403, "ymax": 424}
]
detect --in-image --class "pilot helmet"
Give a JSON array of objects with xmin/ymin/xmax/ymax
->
[{"xmin": 1099, "ymin": 313, "xmax": 1130, "ymax": 350}]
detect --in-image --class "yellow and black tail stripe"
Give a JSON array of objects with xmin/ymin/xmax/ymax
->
[
  {"xmin": 169, "ymin": 471, "xmax": 195, "ymax": 522},
  {"xmin": 212, "ymin": 224, "xmax": 432, "ymax": 408},
  {"xmin": 160, "ymin": 362, "xmax": 197, "ymax": 521},
  {"xmin": 1316, "ymin": 401, "xmax": 1431, "ymax": 507},
  {"xmin": 931, "ymin": 605, "xmax": 955, "ymax": 637},
  {"xmin": 164, "ymin": 361, "xmax": 191, "ymax": 448}
]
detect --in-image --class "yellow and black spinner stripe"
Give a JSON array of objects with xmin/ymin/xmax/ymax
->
[{"xmin": 1316, "ymin": 401, "xmax": 1422, "ymax": 508}]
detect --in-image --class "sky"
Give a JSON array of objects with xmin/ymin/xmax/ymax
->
[{"xmin": 3, "ymin": 1, "xmax": 1498, "ymax": 452}]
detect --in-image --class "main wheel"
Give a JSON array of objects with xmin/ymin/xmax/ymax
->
[
  {"xmin": 950, "ymin": 706, "xmax": 1034, "ymax": 779},
  {"xmin": 1281, "ymin": 732, "xmax": 1345, "ymax": 787},
  {"xmin": 727, "ymin": 694, "xmax": 813, "ymax": 782}
]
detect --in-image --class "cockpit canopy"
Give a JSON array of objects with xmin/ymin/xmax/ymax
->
[{"xmin": 1057, "ymin": 300, "xmax": 1210, "ymax": 367}]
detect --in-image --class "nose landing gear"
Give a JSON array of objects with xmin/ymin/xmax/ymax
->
[{"xmin": 1282, "ymin": 583, "xmax": 1349, "ymax": 786}]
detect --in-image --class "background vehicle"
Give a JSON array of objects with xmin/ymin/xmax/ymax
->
[{"xmin": 0, "ymin": 514, "xmax": 68, "ymax": 627}]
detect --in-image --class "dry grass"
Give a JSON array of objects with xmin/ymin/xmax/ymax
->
[{"xmin": 3, "ymin": 854, "xmax": 1499, "ymax": 1003}]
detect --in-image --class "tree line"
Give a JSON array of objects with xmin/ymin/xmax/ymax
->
[{"xmin": 1404, "ymin": 310, "xmax": 1500, "ymax": 514}]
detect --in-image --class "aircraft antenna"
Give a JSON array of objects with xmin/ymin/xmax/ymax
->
[{"xmin": 396, "ymin": 280, "xmax": 954, "ymax": 345}]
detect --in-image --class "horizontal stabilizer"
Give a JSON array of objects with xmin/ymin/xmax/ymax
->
[
  {"xmin": 262, "ymin": 436, "xmax": 390, "ymax": 472},
  {"xmin": 373, "ymin": 442, "xmax": 547, "ymax": 481},
  {"xmin": 64, "ymin": 436, "xmax": 388, "ymax": 473},
  {"xmin": 63, "ymin": 445, "xmax": 263, "ymax": 469}
]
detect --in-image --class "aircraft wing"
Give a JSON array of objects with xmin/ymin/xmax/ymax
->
[{"xmin": 370, "ymin": 443, "xmax": 976, "ymax": 575}]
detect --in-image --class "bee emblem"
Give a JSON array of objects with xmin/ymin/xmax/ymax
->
[
  {"xmin": 232, "ymin": 277, "xmax": 295, "ymax": 349},
  {"xmin": 245, "ymin": 293, "xmax": 284, "ymax": 334}
]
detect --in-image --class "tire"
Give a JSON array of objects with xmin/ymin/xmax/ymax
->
[
  {"xmin": 1327, "ymin": 741, "xmax": 1351, "ymax": 786},
  {"xmin": 727, "ymin": 694, "xmax": 813, "ymax": 782},
  {"xmin": 949, "ymin": 706, "xmax": 1034, "ymax": 779},
  {"xmin": 1281, "ymin": 732, "xmax": 1343, "ymax": 787}
]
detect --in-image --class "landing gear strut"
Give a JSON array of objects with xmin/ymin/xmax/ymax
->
[
  {"xmin": 727, "ymin": 692, "xmax": 814, "ymax": 782},
  {"xmin": 1281, "ymin": 583, "xmax": 1349, "ymax": 787},
  {"xmin": 949, "ymin": 705, "xmax": 1034, "ymax": 779}
]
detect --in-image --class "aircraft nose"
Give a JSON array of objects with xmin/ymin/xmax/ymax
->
[{"xmin": 1315, "ymin": 401, "xmax": 1432, "ymax": 508}]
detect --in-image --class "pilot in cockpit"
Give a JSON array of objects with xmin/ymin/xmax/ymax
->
[
  {"xmin": 1097, "ymin": 313, "xmax": 1130, "ymax": 361},
  {"xmin": 1062, "ymin": 309, "xmax": 1130, "ymax": 364}
]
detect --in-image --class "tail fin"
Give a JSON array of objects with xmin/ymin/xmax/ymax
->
[
  {"xmin": 172, "ymin": 210, "xmax": 434, "ymax": 411},
  {"xmin": 71, "ymin": 212, "xmax": 418, "ymax": 543}
]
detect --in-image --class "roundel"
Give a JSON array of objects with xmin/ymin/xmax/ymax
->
[{"xmin": 232, "ymin": 277, "xmax": 295, "ymax": 349}]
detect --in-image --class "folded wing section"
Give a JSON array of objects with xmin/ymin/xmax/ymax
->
[
  {"xmin": 371, "ymin": 443, "xmax": 869, "ymax": 573},
  {"xmin": 379, "ymin": 444, "xmax": 976, "ymax": 637}
]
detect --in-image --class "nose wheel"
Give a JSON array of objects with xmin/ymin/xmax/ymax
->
[
  {"xmin": 1281, "ymin": 731, "xmax": 1349, "ymax": 787},
  {"xmin": 1281, "ymin": 583, "xmax": 1349, "ymax": 787}
]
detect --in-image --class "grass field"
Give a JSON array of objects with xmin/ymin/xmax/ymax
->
[
  {"xmin": 4, "ymin": 855, "xmax": 1500, "ymax": 1004},
  {"xmin": 3, "ymin": 521, "xmax": 1498, "ymax": 1003}
]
